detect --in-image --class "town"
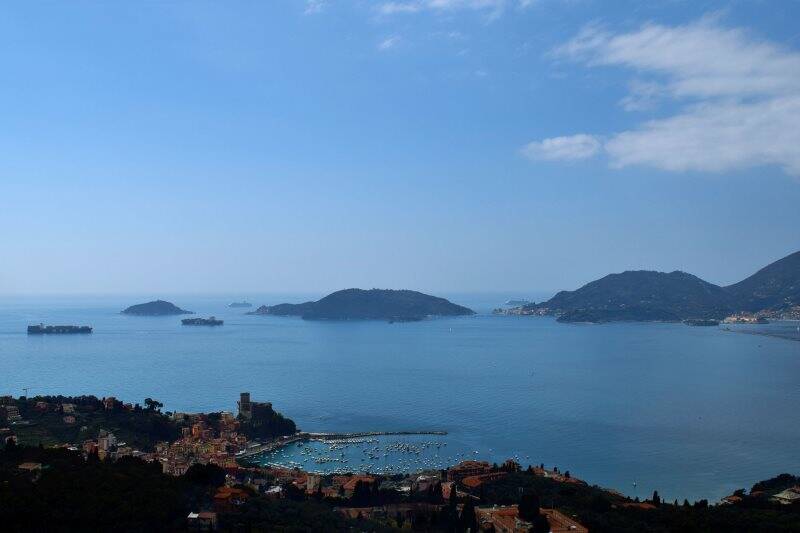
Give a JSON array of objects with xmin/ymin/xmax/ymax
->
[{"xmin": 2, "ymin": 393, "xmax": 799, "ymax": 532}]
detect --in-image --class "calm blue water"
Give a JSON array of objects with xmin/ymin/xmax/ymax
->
[{"xmin": 1, "ymin": 293, "xmax": 799, "ymax": 502}]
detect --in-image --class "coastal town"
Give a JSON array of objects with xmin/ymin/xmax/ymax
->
[{"xmin": 4, "ymin": 392, "xmax": 800, "ymax": 531}]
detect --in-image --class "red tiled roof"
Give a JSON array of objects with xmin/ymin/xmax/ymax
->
[{"xmin": 343, "ymin": 475, "xmax": 376, "ymax": 491}]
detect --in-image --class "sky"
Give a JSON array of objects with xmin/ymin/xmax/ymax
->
[{"xmin": 1, "ymin": 0, "xmax": 799, "ymax": 296}]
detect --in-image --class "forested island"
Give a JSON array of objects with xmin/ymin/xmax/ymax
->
[
  {"xmin": 510, "ymin": 250, "xmax": 800, "ymax": 323},
  {"xmin": 121, "ymin": 300, "xmax": 194, "ymax": 316},
  {"xmin": 248, "ymin": 289, "xmax": 475, "ymax": 321}
]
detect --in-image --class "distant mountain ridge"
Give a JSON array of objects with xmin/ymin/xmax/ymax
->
[
  {"xmin": 249, "ymin": 288, "xmax": 474, "ymax": 321},
  {"xmin": 725, "ymin": 251, "xmax": 800, "ymax": 312},
  {"xmin": 527, "ymin": 251, "xmax": 800, "ymax": 323}
]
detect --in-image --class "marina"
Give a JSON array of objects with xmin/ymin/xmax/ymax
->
[
  {"xmin": 252, "ymin": 433, "xmax": 463, "ymax": 474},
  {"xmin": 246, "ymin": 430, "xmax": 531, "ymax": 476},
  {"xmin": 4, "ymin": 295, "xmax": 800, "ymax": 501}
]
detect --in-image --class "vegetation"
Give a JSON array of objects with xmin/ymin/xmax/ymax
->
[
  {"xmin": 0, "ymin": 443, "xmax": 386, "ymax": 532},
  {"xmin": 249, "ymin": 288, "xmax": 475, "ymax": 321},
  {"xmin": 237, "ymin": 404, "xmax": 297, "ymax": 440},
  {"xmin": 2, "ymin": 440, "xmax": 799, "ymax": 532},
  {"xmin": 0, "ymin": 443, "xmax": 383, "ymax": 532},
  {"xmin": 121, "ymin": 300, "xmax": 193, "ymax": 315},
  {"xmin": 558, "ymin": 307, "xmax": 682, "ymax": 323},
  {"xmin": 528, "ymin": 249, "xmax": 800, "ymax": 322},
  {"xmin": 480, "ymin": 470, "xmax": 800, "ymax": 533},
  {"xmin": 5, "ymin": 395, "xmax": 178, "ymax": 450},
  {"xmin": 531, "ymin": 270, "xmax": 733, "ymax": 322},
  {"xmin": 726, "ymin": 250, "xmax": 800, "ymax": 312},
  {"xmin": 0, "ymin": 443, "xmax": 191, "ymax": 531}
]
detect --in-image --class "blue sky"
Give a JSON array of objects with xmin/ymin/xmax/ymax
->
[{"xmin": 1, "ymin": 0, "xmax": 799, "ymax": 295}]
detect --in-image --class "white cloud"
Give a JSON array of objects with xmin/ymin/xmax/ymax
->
[
  {"xmin": 521, "ymin": 134, "xmax": 601, "ymax": 161},
  {"xmin": 304, "ymin": 0, "xmax": 326, "ymax": 15},
  {"xmin": 377, "ymin": 0, "xmax": 533, "ymax": 17},
  {"xmin": 618, "ymin": 80, "xmax": 663, "ymax": 111},
  {"xmin": 529, "ymin": 19, "xmax": 800, "ymax": 177},
  {"xmin": 378, "ymin": 36, "xmax": 401, "ymax": 50},
  {"xmin": 606, "ymin": 97, "xmax": 800, "ymax": 176}
]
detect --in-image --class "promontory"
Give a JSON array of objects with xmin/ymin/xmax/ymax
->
[
  {"xmin": 121, "ymin": 300, "xmax": 194, "ymax": 316},
  {"xmin": 248, "ymin": 288, "xmax": 475, "ymax": 321}
]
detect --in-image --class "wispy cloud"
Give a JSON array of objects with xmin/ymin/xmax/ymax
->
[
  {"xmin": 527, "ymin": 18, "xmax": 800, "ymax": 177},
  {"xmin": 304, "ymin": 0, "xmax": 326, "ymax": 15},
  {"xmin": 378, "ymin": 36, "xmax": 402, "ymax": 50},
  {"xmin": 521, "ymin": 134, "xmax": 601, "ymax": 161},
  {"xmin": 377, "ymin": 0, "xmax": 533, "ymax": 18}
]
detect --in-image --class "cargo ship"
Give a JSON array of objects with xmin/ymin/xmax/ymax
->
[
  {"xmin": 27, "ymin": 324, "xmax": 93, "ymax": 334},
  {"xmin": 182, "ymin": 317, "xmax": 223, "ymax": 326},
  {"xmin": 228, "ymin": 302, "xmax": 252, "ymax": 308}
]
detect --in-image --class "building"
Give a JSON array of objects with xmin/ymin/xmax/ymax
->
[
  {"xmin": 98, "ymin": 430, "xmax": 117, "ymax": 452},
  {"xmin": 342, "ymin": 475, "xmax": 376, "ymax": 497},
  {"xmin": 213, "ymin": 486, "xmax": 250, "ymax": 513},
  {"xmin": 462, "ymin": 472, "xmax": 507, "ymax": 489},
  {"xmin": 17, "ymin": 462, "xmax": 43, "ymax": 482},
  {"xmin": 541, "ymin": 508, "xmax": 590, "ymax": 533},
  {"xmin": 238, "ymin": 392, "xmax": 252, "ymax": 419},
  {"xmin": 306, "ymin": 473, "xmax": 323, "ymax": 494},
  {"xmin": 237, "ymin": 391, "xmax": 274, "ymax": 425},
  {"xmin": 187, "ymin": 511, "xmax": 218, "ymax": 531},
  {"xmin": 1, "ymin": 405, "xmax": 22, "ymax": 422},
  {"xmin": 447, "ymin": 460, "xmax": 492, "ymax": 483},
  {"xmin": 476, "ymin": 505, "xmax": 588, "ymax": 533},
  {"xmin": 771, "ymin": 486, "xmax": 800, "ymax": 505}
]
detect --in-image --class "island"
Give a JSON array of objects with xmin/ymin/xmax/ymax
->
[
  {"xmin": 121, "ymin": 300, "xmax": 193, "ymax": 316},
  {"xmin": 248, "ymin": 288, "xmax": 475, "ymax": 321},
  {"xmin": 182, "ymin": 317, "xmax": 223, "ymax": 326},
  {"xmin": 228, "ymin": 302, "xmax": 253, "ymax": 308},
  {"xmin": 504, "ymin": 250, "xmax": 800, "ymax": 323}
]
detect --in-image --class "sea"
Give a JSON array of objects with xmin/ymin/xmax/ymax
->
[{"xmin": 1, "ymin": 293, "xmax": 799, "ymax": 503}]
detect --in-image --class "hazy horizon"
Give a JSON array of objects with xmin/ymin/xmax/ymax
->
[{"xmin": 2, "ymin": 1, "xmax": 799, "ymax": 295}]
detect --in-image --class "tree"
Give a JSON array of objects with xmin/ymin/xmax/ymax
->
[
  {"xmin": 459, "ymin": 497, "xmax": 477, "ymax": 533},
  {"xmin": 184, "ymin": 463, "xmax": 225, "ymax": 487},
  {"xmin": 143, "ymin": 398, "xmax": 163, "ymax": 412},
  {"xmin": 449, "ymin": 482, "xmax": 458, "ymax": 509},
  {"xmin": 532, "ymin": 513, "xmax": 550, "ymax": 533},
  {"xmin": 519, "ymin": 491, "xmax": 541, "ymax": 522},
  {"xmin": 432, "ymin": 482, "xmax": 444, "ymax": 504},
  {"xmin": 652, "ymin": 490, "xmax": 661, "ymax": 506}
]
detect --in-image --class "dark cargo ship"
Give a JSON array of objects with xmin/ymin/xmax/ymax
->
[
  {"xmin": 27, "ymin": 324, "xmax": 92, "ymax": 334},
  {"xmin": 182, "ymin": 317, "xmax": 223, "ymax": 326}
]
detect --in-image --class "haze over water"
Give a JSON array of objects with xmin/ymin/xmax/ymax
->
[{"xmin": 2, "ymin": 294, "xmax": 799, "ymax": 502}]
